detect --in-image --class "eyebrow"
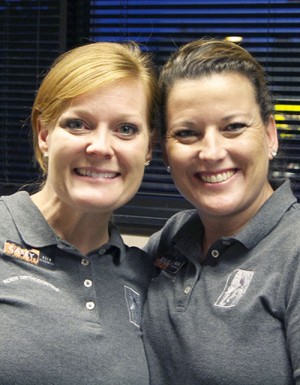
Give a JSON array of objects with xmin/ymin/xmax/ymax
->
[
  {"xmin": 61, "ymin": 108, "xmax": 143, "ymax": 120},
  {"xmin": 220, "ymin": 113, "xmax": 252, "ymax": 121},
  {"xmin": 168, "ymin": 120, "xmax": 198, "ymax": 128}
]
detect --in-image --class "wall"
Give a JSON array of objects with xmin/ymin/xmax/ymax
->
[{"xmin": 122, "ymin": 234, "xmax": 149, "ymax": 248}]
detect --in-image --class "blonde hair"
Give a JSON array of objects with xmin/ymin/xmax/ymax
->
[{"xmin": 31, "ymin": 41, "xmax": 158, "ymax": 173}]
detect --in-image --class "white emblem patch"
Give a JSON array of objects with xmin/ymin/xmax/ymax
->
[
  {"xmin": 215, "ymin": 269, "xmax": 254, "ymax": 308},
  {"xmin": 124, "ymin": 285, "xmax": 141, "ymax": 327}
]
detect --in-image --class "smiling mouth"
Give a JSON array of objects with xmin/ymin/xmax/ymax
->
[
  {"xmin": 199, "ymin": 170, "xmax": 235, "ymax": 184},
  {"xmin": 75, "ymin": 168, "xmax": 119, "ymax": 179}
]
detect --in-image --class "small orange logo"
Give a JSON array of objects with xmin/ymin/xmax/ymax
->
[{"xmin": 4, "ymin": 241, "xmax": 40, "ymax": 265}]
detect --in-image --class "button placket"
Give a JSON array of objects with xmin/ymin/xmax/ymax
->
[
  {"xmin": 81, "ymin": 258, "xmax": 90, "ymax": 266},
  {"xmin": 174, "ymin": 257, "xmax": 202, "ymax": 311},
  {"xmin": 86, "ymin": 301, "xmax": 95, "ymax": 310},
  {"xmin": 211, "ymin": 249, "xmax": 219, "ymax": 258},
  {"xmin": 84, "ymin": 279, "xmax": 93, "ymax": 288},
  {"xmin": 183, "ymin": 285, "xmax": 191, "ymax": 295},
  {"xmin": 80, "ymin": 257, "xmax": 96, "ymax": 311}
]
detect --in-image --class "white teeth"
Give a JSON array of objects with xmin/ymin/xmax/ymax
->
[
  {"xmin": 201, "ymin": 171, "xmax": 234, "ymax": 183},
  {"xmin": 77, "ymin": 169, "xmax": 117, "ymax": 179}
]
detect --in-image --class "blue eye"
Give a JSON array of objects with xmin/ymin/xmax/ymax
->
[
  {"xmin": 62, "ymin": 119, "xmax": 86, "ymax": 130},
  {"xmin": 117, "ymin": 123, "xmax": 138, "ymax": 137}
]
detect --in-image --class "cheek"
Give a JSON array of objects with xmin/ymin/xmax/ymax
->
[
  {"xmin": 244, "ymin": 127, "xmax": 270, "ymax": 150},
  {"xmin": 166, "ymin": 143, "xmax": 190, "ymax": 167},
  {"xmin": 49, "ymin": 147, "xmax": 69, "ymax": 163},
  {"xmin": 130, "ymin": 138, "xmax": 150, "ymax": 158},
  {"xmin": 230, "ymin": 139, "xmax": 269, "ymax": 177},
  {"xmin": 119, "ymin": 144, "xmax": 148, "ymax": 170},
  {"xmin": 47, "ymin": 147, "xmax": 74, "ymax": 176}
]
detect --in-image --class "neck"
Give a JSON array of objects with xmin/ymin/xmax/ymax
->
[
  {"xmin": 31, "ymin": 190, "xmax": 111, "ymax": 255},
  {"xmin": 200, "ymin": 185, "xmax": 274, "ymax": 258}
]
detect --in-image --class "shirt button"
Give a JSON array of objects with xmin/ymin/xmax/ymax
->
[
  {"xmin": 86, "ymin": 301, "xmax": 95, "ymax": 310},
  {"xmin": 81, "ymin": 258, "xmax": 90, "ymax": 266},
  {"xmin": 84, "ymin": 279, "xmax": 93, "ymax": 288},
  {"xmin": 184, "ymin": 286, "xmax": 191, "ymax": 295},
  {"xmin": 211, "ymin": 249, "xmax": 219, "ymax": 258},
  {"xmin": 98, "ymin": 249, "xmax": 106, "ymax": 255}
]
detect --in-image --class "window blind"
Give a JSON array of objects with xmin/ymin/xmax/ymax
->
[
  {"xmin": 89, "ymin": 0, "xmax": 300, "ymax": 233},
  {"xmin": 1, "ymin": 1, "xmax": 299, "ymax": 234},
  {"xmin": 0, "ymin": 0, "xmax": 66, "ymax": 193}
]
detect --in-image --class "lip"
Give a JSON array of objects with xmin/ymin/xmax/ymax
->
[
  {"xmin": 195, "ymin": 169, "xmax": 237, "ymax": 184},
  {"xmin": 74, "ymin": 167, "xmax": 121, "ymax": 180}
]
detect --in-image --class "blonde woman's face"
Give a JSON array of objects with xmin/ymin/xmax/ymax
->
[{"xmin": 37, "ymin": 79, "xmax": 151, "ymax": 214}]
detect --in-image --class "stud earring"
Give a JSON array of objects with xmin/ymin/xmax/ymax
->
[
  {"xmin": 166, "ymin": 166, "xmax": 171, "ymax": 173},
  {"xmin": 145, "ymin": 160, "xmax": 150, "ymax": 166},
  {"xmin": 43, "ymin": 152, "xmax": 48, "ymax": 159},
  {"xmin": 271, "ymin": 150, "xmax": 277, "ymax": 158}
]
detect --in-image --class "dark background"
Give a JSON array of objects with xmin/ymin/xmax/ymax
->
[{"xmin": 1, "ymin": 0, "xmax": 300, "ymax": 235}]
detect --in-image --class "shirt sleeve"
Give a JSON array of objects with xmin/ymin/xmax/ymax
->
[{"xmin": 283, "ymin": 250, "xmax": 300, "ymax": 383}]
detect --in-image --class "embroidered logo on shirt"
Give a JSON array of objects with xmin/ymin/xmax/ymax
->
[
  {"xmin": 3, "ymin": 240, "xmax": 54, "ymax": 269},
  {"xmin": 124, "ymin": 285, "xmax": 141, "ymax": 328},
  {"xmin": 215, "ymin": 269, "xmax": 254, "ymax": 308},
  {"xmin": 154, "ymin": 255, "xmax": 186, "ymax": 275},
  {"xmin": 4, "ymin": 240, "xmax": 40, "ymax": 265},
  {"xmin": 3, "ymin": 275, "xmax": 59, "ymax": 292}
]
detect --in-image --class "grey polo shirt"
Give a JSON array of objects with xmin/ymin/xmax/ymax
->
[
  {"xmin": 0, "ymin": 191, "xmax": 153, "ymax": 385},
  {"xmin": 143, "ymin": 180, "xmax": 300, "ymax": 385}
]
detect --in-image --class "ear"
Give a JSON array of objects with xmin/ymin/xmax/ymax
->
[
  {"xmin": 37, "ymin": 118, "xmax": 50, "ymax": 154},
  {"xmin": 145, "ymin": 140, "xmax": 153, "ymax": 164},
  {"xmin": 161, "ymin": 139, "xmax": 169, "ymax": 167},
  {"xmin": 145, "ymin": 128, "xmax": 159, "ymax": 164},
  {"xmin": 266, "ymin": 115, "xmax": 278, "ymax": 160}
]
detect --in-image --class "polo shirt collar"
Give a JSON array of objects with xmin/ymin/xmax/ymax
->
[
  {"xmin": 2, "ymin": 192, "xmax": 127, "ymax": 260},
  {"xmin": 234, "ymin": 179, "xmax": 297, "ymax": 249},
  {"xmin": 172, "ymin": 211, "xmax": 204, "ymax": 265},
  {"xmin": 2, "ymin": 191, "xmax": 58, "ymax": 248},
  {"xmin": 107, "ymin": 222, "xmax": 127, "ymax": 262},
  {"xmin": 170, "ymin": 179, "xmax": 296, "ymax": 258}
]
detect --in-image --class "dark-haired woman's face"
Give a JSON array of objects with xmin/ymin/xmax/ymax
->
[{"xmin": 164, "ymin": 72, "xmax": 278, "ymax": 226}]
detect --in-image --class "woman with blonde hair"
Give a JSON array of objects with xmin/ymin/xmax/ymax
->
[{"xmin": 0, "ymin": 41, "xmax": 158, "ymax": 385}]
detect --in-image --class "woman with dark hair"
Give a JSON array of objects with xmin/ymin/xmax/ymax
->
[{"xmin": 143, "ymin": 38, "xmax": 300, "ymax": 385}]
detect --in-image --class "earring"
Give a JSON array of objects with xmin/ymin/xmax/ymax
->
[
  {"xmin": 166, "ymin": 166, "xmax": 171, "ymax": 173},
  {"xmin": 271, "ymin": 150, "xmax": 277, "ymax": 158},
  {"xmin": 145, "ymin": 160, "xmax": 150, "ymax": 166},
  {"xmin": 43, "ymin": 152, "xmax": 48, "ymax": 159}
]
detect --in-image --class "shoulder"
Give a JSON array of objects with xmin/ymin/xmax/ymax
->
[
  {"xmin": 144, "ymin": 209, "xmax": 198, "ymax": 256},
  {"xmin": 125, "ymin": 245, "xmax": 154, "ymax": 265},
  {"xmin": 0, "ymin": 191, "xmax": 28, "ymax": 222},
  {"xmin": 110, "ymin": 223, "xmax": 156, "ymax": 272},
  {"xmin": 272, "ymin": 180, "xmax": 300, "ymax": 230},
  {"xmin": 0, "ymin": 191, "xmax": 32, "ymax": 220},
  {"xmin": 121, "ymin": 245, "xmax": 159, "ymax": 286},
  {"xmin": 0, "ymin": 191, "xmax": 30, "ymax": 209},
  {"xmin": 0, "ymin": 191, "xmax": 34, "ymax": 247}
]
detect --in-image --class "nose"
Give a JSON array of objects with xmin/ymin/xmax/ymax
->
[
  {"xmin": 85, "ymin": 128, "xmax": 114, "ymax": 158},
  {"xmin": 198, "ymin": 129, "xmax": 226, "ymax": 162}
]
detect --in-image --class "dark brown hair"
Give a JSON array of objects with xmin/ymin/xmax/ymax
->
[{"xmin": 159, "ymin": 38, "xmax": 273, "ymax": 138}]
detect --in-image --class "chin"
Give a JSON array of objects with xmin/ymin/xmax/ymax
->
[{"xmin": 196, "ymin": 199, "xmax": 239, "ymax": 216}]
